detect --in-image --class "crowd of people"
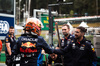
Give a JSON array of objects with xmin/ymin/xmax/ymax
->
[{"xmin": 4, "ymin": 17, "xmax": 97, "ymax": 66}]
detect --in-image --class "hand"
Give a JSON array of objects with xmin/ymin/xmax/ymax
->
[
  {"xmin": 56, "ymin": 47, "xmax": 60, "ymax": 49},
  {"xmin": 6, "ymin": 55, "xmax": 13, "ymax": 65}
]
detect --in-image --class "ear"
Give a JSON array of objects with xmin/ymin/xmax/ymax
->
[
  {"xmin": 82, "ymin": 32, "xmax": 85, "ymax": 36},
  {"xmin": 68, "ymin": 29, "xmax": 70, "ymax": 32}
]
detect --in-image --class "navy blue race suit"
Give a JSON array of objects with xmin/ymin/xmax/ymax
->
[
  {"xmin": 57, "ymin": 34, "xmax": 74, "ymax": 48},
  {"xmin": 5, "ymin": 34, "xmax": 16, "ymax": 66},
  {"xmin": 54, "ymin": 37, "xmax": 97, "ymax": 66},
  {"xmin": 13, "ymin": 35, "xmax": 53, "ymax": 66},
  {"xmin": 57, "ymin": 34, "xmax": 74, "ymax": 66}
]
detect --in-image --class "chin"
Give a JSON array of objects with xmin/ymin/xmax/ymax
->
[
  {"xmin": 75, "ymin": 37, "xmax": 78, "ymax": 39},
  {"xmin": 11, "ymin": 33, "xmax": 13, "ymax": 35},
  {"xmin": 75, "ymin": 36, "xmax": 77, "ymax": 38},
  {"xmin": 53, "ymin": 59, "xmax": 56, "ymax": 60}
]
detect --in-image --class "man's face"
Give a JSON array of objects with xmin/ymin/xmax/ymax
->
[
  {"xmin": 62, "ymin": 26, "xmax": 70, "ymax": 36},
  {"xmin": 9, "ymin": 28, "xmax": 14, "ymax": 35},
  {"xmin": 75, "ymin": 29, "xmax": 83, "ymax": 39},
  {"xmin": 50, "ymin": 54, "xmax": 57, "ymax": 60}
]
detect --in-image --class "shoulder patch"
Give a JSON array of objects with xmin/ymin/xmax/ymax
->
[
  {"xmin": 86, "ymin": 40, "xmax": 91, "ymax": 43},
  {"xmin": 69, "ymin": 35, "xmax": 74, "ymax": 40},
  {"xmin": 71, "ymin": 40, "xmax": 74, "ymax": 42},
  {"xmin": 70, "ymin": 36, "xmax": 72, "ymax": 38},
  {"xmin": 6, "ymin": 38, "xmax": 8, "ymax": 42},
  {"xmin": 91, "ymin": 45, "xmax": 95, "ymax": 52},
  {"xmin": 86, "ymin": 40, "xmax": 92, "ymax": 45},
  {"xmin": 9, "ymin": 35, "xmax": 11, "ymax": 37}
]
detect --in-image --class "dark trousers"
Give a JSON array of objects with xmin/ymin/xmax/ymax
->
[{"xmin": 6, "ymin": 56, "xmax": 13, "ymax": 66}]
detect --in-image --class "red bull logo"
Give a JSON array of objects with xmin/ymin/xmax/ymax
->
[
  {"xmin": 21, "ymin": 42, "xmax": 36, "ymax": 48},
  {"xmin": 20, "ymin": 48, "xmax": 37, "ymax": 53},
  {"xmin": 20, "ymin": 42, "xmax": 37, "ymax": 53}
]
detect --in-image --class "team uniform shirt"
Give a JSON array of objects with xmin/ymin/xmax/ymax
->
[
  {"xmin": 54, "ymin": 37, "xmax": 97, "ymax": 66},
  {"xmin": 14, "ymin": 35, "xmax": 53, "ymax": 66},
  {"xmin": 57, "ymin": 34, "xmax": 74, "ymax": 48},
  {"xmin": 5, "ymin": 34, "xmax": 16, "ymax": 54},
  {"xmin": 57, "ymin": 34, "xmax": 74, "ymax": 66}
]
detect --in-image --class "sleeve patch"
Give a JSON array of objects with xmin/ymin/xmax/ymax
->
[
  {"xmin": 91, "ymin": 45, "xmax": 95, "ymax": 52},
  {"xmin": 6, "ymin": 38, "xmax": 9, "ymax": 42}
]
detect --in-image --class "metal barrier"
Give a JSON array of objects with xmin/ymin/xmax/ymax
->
[
  {"xmin": 93, "ymin": 35, "xmax": 100, "ymax": 66},
  {"xmin": 93, "ymin": 35, "xmax": 100, "ymax": 57}
]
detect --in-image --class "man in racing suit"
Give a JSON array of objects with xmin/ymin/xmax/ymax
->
[
  {"xmin": 13, "ymin": 18, "xmax": 53, "ymax": 66},
  {"xmin": 5, "ymin": 26, "xmax": 16, "ymax": 66},
  {"xmin": 50, "ymin": 24, "xmax": 74, "ymax": 66}
]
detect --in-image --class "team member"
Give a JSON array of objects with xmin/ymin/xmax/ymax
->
[
  {"xmin": 48, "ymin": 53, "xmax": 62, "ymax": 66},
  {"xmin": 55, "ymin": 24, "xmax": 74, "ymax": 66},
  {"xmin": 57, "ymin": 24, "xmax": 74, "ymax": 49},
  {"xmin": 13, "ymin": 18, "xmax": 53, "ymax": 66},
  {"xmin": 49, "ymin": 24, "xmax": 74, "ymax": 66},
  {"xmin": 54, "ymin": 26, "xmax": 97, "ymax": 66},
  {"xmin": 5, "ymin": 26, "xmax": 16, "ymax": 66}
]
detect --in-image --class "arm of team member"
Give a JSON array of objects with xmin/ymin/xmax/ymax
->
[
  {"xmin": 54, "ymin": 43, "xmax": 72, "ymax": 55},
  {"xmin": 88, "ymin": 43, "xmax": 97, "ymax": 66},
  {"xmin": 6, "ymin": 43, "xmax": 11, "ymax": 55},
  {"xmin": 12, "ymin": 37, "xmax": 21, "ymax": 55},
  {"xmin": 5, "ymin": 37, "xmax": 12, "ymax": 55},
  {"xmin": 38, "ymin": 36, "xmax": 53, "ymax": 54}
]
